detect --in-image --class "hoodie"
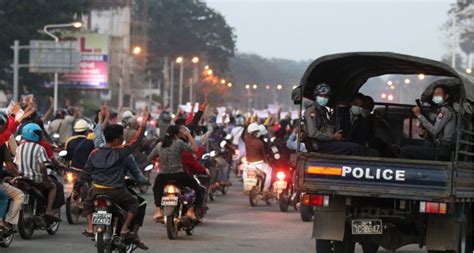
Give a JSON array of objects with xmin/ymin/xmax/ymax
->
[{"xmin": 75, "ymin": 126, "xmax": 147, "ymax": 189}]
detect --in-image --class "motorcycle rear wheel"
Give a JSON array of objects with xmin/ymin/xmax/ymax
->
[
  {"xmin": 279, "ymin": 191, "xmax": 289, "ymax": 212},
  {"xmin": 249, "ymin": 187, "xmax": 260, "ymax": 206},
  {"xmin": 166, "ymin": 212, "xmax": 179, "ymax": 240},
  {"xmin": 18, "ymin": 209, "xmax": 34, "ymax": 239}
]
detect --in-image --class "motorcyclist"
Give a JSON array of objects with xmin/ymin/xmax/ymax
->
[
  {"xmin": 400, "ymin": 85, "xmax": 456, "ymax": 161},
  {"xmin": 47, "ymin": 107, "xmax": 79, "ymax": 146},
  {"xmin": 244, "ymin": 122, "xmax": 273, "ymax": 191},
  {"xmin": 303, "ymin": 83, "xmax": 365, "ymax": 155},
  {"xmin": 64, "ymin": 119, "xmax": 92, "ymax": 161},
  {"xmin": 75, "ymin": 107, "xmax": 149, "ymax": 244},
  {"xmin": 150, "ymin": 125, "xmax": 205, "ymax": 222},
  {"xmin": 15, "ymin": 123, "xmax": 59, "ymax": 220}
]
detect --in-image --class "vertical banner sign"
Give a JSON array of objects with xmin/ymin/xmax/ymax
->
[{"xmin": 63, "ymin": 33, "xmax": 109, "ymax": 89}]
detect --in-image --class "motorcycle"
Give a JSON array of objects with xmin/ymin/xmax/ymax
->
[
  {"xmin": 91, "ymin": 178, "xmax": 145, "ymax": 253},
  {"xmin": 58, "ymin": 150, "xmax": 89, "ymax": 225},
  {"xmin": 246, "ymin": 165, "xmax": 288, "ymax": 207},
  {"xmin": 13, "ymin": 177, "xmax": 61, "ymax": 239},
  {"xmin": 161, "ymin": 183, "xmax": 204, "ymax": 240}
]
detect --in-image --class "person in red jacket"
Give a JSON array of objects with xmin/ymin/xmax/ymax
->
[
  {"xmin": 182, "ymin": 145, "xmax": 207, "ymax": 176},
  {"xmin": 0, "ymin": 102, "xmax": 35, "ymax": 144}
]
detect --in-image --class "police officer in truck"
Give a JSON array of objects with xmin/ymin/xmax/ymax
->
[
  {"xmin": 400, "ymin": 85, "xmax": 456, "ymax": 161},
  {"xmin": 303, "ymin": 83, "xmax": 365, "ymax": 156}
]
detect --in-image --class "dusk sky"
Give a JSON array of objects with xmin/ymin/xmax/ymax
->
[{"xmin": 207, "ymin": 0, "xmax": 453, "ymax": 61}]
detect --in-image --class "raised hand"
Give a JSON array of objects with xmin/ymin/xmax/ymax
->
[{"xmin": 142, "ymin": 106, "xmax": 150, "ymax": 125}]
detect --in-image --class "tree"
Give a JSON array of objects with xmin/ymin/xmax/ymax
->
[
  {"xmin": 442, "ymin": 1, "xmax": 474, "ymax": 70},
  {"xmin": 148, "ymin": 0, "xmax": 236, "ymax": 74},
  {"xmin": 0, "ymin": 0, "xmax": 92, "ymax": 96}
]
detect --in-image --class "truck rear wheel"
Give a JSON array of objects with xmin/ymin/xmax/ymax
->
[
  {"xmin": 333, "ymin": 227, "xmax": 355, "ymax": 253},
  {"xmin": 315, "ymin": 239, "xmax": 332, "ymax": 253},
  {"xmin": 459, "ymin": 205, "xmax": 472, "ymax": 253}
]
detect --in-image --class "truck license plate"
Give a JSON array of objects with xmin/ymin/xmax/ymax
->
[
  {"xmin": 161, "ymin": 196, "xmax": 178, "ymax": 206},
  {"xmin": 351, "ymin": 219, "xmax": 382, "ymax": 235},
  {"xmin": 92, "ymin": 212, "xmax": 112, "ymax": 225}
]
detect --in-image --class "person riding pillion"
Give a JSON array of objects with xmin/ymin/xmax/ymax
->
[
  {"xmin": 303, "ymin": 83, "xmax": 365, "ymax": 155},
  {"xmin": 74, "ymin": 107, "xmax": 149, "ymax": 245}
]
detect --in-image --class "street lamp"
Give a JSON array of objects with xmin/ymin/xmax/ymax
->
[
  {"xmin": 132, "ymin": 46, "xmax": 142, "ymax": 55},
  {"xmin": 227, "ymin": 82, "xmax": 232, "ymax": 88},
  {"xmin": 245, "ymin": 84, "xmax": 250, "ymax": 89},
  {"xmin": 42, "ymin": 21, "xmax": 82, "ymax": 112},
  {"xmin": 404, "ymin": 78, "xmax": 411, "ymax": 84},
  {"xmin": 192, "ymin": 57, "xmax": 199, "ymax": 64},
  {"xmin": 221, "ymin": 79, "xmax": 226, "ymax": 84},
  {"xmin": 265, "ymin": 85, "xmax": 271, "ymax": 90},
  {"xmin": 418, "ymin": 73, "xmax": 425, "ymax": 80},
  {"xmin": 387, "ymin": 80, "xmax": 393, "ymax": 86},
  {"xmin": 252, "ymin": 84, "xmax": 258, "ymax": 90},
  {"xmin": 466, "ymin": 68, "xmax": 472, "ymax": 74},
  {"xmin": 276, "ymin": 84, "xmax": 283, "ymax": 90},
  {"xmin": 206, "ymin": 69, "xmax": 213, "ymax": 76}
]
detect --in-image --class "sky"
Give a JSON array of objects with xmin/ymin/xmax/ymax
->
[{"xmin": 206, "ymin": 0, "xmax": 454, "ymax": 61}]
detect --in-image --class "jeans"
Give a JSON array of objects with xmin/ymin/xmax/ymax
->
[{"xmin": 0, "ymin": 183, "xmax": 24, "ymax": 224}]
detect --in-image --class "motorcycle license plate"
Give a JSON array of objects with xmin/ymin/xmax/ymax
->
[
  {"xmin": 161, "ymin": 196, "xmax": 178, "ymax": 206},
  {"xmin": 274, "ymin": 180, "xmax": 287, "ymax": 190},
  {"xmin": 64, "ymin": 183, "xmax": 74, "ymax": 196},
  {"xmin": 22, "ymin": 194, "xmax": 30, "ymax": 204},
  {"xmin": 351, "ymin": 219, "xmax": 382, "ymax": 235},
  {"xmin": 244, "ymin": 178, "xmax": 258, "ymax": 187},
  {"xmin": 92, "ymin": 212, "xmax": 112, "ymax": 225}
]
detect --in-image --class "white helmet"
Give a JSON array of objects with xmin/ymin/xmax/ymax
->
[
  {"xmin": 258, "ymin": 125, "xmax": 267, "ymax": 137},
  {"xmin": 73, "ymin": 119, "xmax": 90, "ymax": 132},
  {"xmin": 247, "ymin": 122, "xmax": 260, "ymax": 134},
  {"xmin": 122, "ymin": 110, "xmax": 134, "ymax": 119}
]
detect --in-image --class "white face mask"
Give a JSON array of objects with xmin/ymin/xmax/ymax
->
[
  {"xmin": 350, "ymin": 106, "xmax": 363, "ymax": 116},
  {"xmin": 432, "ymin": 96, "xmax": 444, "ymax": 105}
]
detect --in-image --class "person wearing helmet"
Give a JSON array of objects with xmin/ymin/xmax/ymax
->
[
  {"xmin": 15, "ymin": 123, "xmax": 59, "ymax": 219},
  {"xmin": 303, "ymin": 83, "xmax": 365, "ymax": 155},
  {"xmin": 63, "ymin": 119, "xmax": 92, "ymax": 163},
  {"xmin": 244, "ymin": 122, "xmax": 273, "ymax": 191}
]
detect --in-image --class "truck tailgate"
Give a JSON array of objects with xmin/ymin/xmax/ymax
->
[{"xmin": 298, "ymin": 153, "xmax": 452, "ymax": 200}]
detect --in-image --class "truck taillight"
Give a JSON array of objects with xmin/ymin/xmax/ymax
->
[
  {"xmin": 302, "ymin": 194, "xmax": 329, "ymax": 207},
  {"xmin": 419, "ymin": 201, "xmax": 447, "ymax": 214}
]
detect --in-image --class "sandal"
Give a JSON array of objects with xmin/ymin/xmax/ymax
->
[{"xmin": 82, "ymin": 230, "xmax": 94, "ymax": 237}]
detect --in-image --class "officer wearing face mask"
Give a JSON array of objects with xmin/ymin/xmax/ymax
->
[
  {"xmin": 303, "ymin": 83, "xmax": 365, "ymax": 155},
  {"xmin": 400, "ymin": 85, "xmax": 456, "ymax": 161},
  {"xmin": 347, "ymin": 93, "xmax": 372, "ymax": 146}
]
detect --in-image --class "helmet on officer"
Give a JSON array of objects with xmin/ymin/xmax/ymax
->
[
  {"xmin": 313, "ymin": 83, "xmax": 332, "ymax": 107},
  {"xmin": 22, "ymin": 123, "xmax": 43, "ymax": 142}
]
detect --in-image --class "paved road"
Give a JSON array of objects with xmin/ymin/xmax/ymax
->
[{"xmin": 2, "ymin": 175, "xmax": 425, "ymax": 253}]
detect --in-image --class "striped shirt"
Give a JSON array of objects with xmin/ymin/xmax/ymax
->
[{"xmin": 14, "ymin": 142, "xmax": 50, "ymax": 183}]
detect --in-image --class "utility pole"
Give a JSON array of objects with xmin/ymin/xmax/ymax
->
[
  {"xmin": 12, "ymin": 40, "xmax": 19, "ymax": 102},
  {"xmin": 170, "ymin": 61, "xmax": 175, "ymax": 112}
]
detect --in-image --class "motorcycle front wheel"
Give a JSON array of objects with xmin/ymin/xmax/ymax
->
[
  {"xmin": 166, "ymin": 210, "xmax": 179, "ymax": 240},
  {"xmin": 249, "ymin": 186, "xmax": 260, "ymax": 206},
  {"xmin": 0, "ymin": 233, "xmax": 14, "ymax": 248}
]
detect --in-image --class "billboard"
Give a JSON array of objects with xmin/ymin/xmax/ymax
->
[
  {"xmin": 61, "ymin": 33, "xmax": 109, "ymax": 89},
  {"xmin": 29, "ymin": 40, "xmax": 80, "ymax": 73}
]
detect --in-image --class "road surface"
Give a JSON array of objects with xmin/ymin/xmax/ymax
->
[{"xmin": 3, "ymin": 175, "xmax": 424, "ymax": 253}]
